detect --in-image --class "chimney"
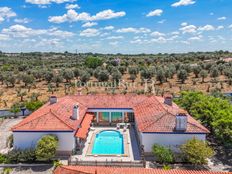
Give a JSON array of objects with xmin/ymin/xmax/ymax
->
[
  {"xmin": 71, "ymin": 104, "xmax": 79, "ymax": 120},
  {"xmin": 164, "ymin": 93, "xmax": 173, "ymax": 106},
  {"xmin": 49, "ymin": 96, "xmax": 57, "ymax": 105},
  {"xmin": 77, "ymin": 88, "xmax": 82, "ymax": 95},
  {"xmin": 175, "ymin": 109, "xmax": 188, "ymax": 131}
]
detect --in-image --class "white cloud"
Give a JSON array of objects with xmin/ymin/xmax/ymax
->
[
  {"xmin": 0, "ymin": 7, "xmax": 16, "ymax": 23},
  {"xmin": 109, "ymin": 41, "xmax": 118, "ymax": 46},
  {"xmin": 48, "ymin": 9, "xmax": 126, "ymax": 23},
  {"xmin": 14, "ymin": 18, "xmax": 31, "ymax": 24},
  {"xmin": 106, "ymin": 36, "xmax": 124, "ymax": 40},
  {"xmin": 150, "ymin": 31, "xmax": 165, "ymax": 37},
  {"xmin": 25, "ymin": 0, "xmax": 76, "ymax": 5},
  {"xmin": 65, "ymin": 4, "xmax": 80, "ymax": 9},
  {"xmin": 171, "ymin": 31, "xmax": 180, "ymax": 35},
  {"xmin": 80, "ymin": 28, "xmax": 100, "ymax": 37},
  {"xmin": 0, "ymin": 33, "xmax": 10, "ymax": 40},
  {"xmin": 217, "ymin": 16, "xmax": 226, "ymax": 20},
  {"xmin": 181, "ymin": 22, "xmax": 188, "ymax": 26},
  {"xmin": 216, "ymin": 26, "xmax": 224, "ymax": 30},
  {"xmin": 146, "ymin": 9, "xmax": 163, "ymax": 17},
  {"xmin": 91, "ymin": 9, "xmax": 125, "ymax": 20},
  {"xmin": 210, "ymin": 12, "xmax": 214, "ymax": 16},
  {"xmin": 104, "ymin": 26, "xmax": 114, "ymax": 30},
  {"xmin": 116, "ymin": 27, "xmax": 151, "ymax": 33},
  {"xmin": 151, "ymin": 37, "xmax": 167, "ymax": 43},
  {"xmin": 172, "ymin": 0, "xmax": 195, "ymax": 7},
  {"xmin": 179, "ymin": 25, "xmax": 197, "ymax": 34},
  {"xmin": 198, "ymin": 25, "xmax": 215, "ymax": 31},
  {"xmin": 82, "ymin": 22, "xmax": 97, "ymax": 28},
  {"xmin": 130, "ymin": 39, "xmax": 142, "ymax": 44},
  {"xmin": 158, "ymin": 20, "xmax": 166, "ymax": 24},
  {"xmin": 2, "ymin": 24, "xmax": 74, "ymax": 38},
  {"xmin": 229, "ymin": 24, "xmax": 232, "ymax": 29},
  {"xmin": 188, "ymin": 35, "xmax": 202, "ymax": 41}
]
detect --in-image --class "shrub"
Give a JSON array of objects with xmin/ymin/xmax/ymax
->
[
  {"xmin": 3, "ymin": 167, "xmax": 13, "ymax": 174},
  {"xmin": 25, "ymin": 100, "xmax": 43, "ymax": 112},
  {"xmin": 35, "ymin": 135, "xmax": 58, "ymax": 161},
  {"xmin": 152, "ymin": 144, "xmax": 174, "ymax": 164},
  {"xmin": 7, "ymin": 149, "xmax": 36, "ymax": 163},
  {"xmin": 0, "ymin": 154, "xmax": 8, "ymax": 164},
  {"xmin": 180, "ymin": 138, "xmax": 214, "ymax": 165}
]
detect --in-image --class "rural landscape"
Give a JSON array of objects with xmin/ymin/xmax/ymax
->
[{"xmin": 0, "ymin": 0, "xmax": 232, "ymax": 173}]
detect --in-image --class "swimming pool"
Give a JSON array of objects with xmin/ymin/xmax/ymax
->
[{"xmin": 92, "ymin": 130, "xmax": 124, "ymax": 155}]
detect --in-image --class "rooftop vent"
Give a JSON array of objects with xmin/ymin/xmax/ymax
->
[
  {"xmin": 49, "ymin": 96, "xmax": 57, "ymax": 105},
  {"xmin": 175, "ymin": 109, "xmax": 188, "ymax": 131},
  {"xmin": 71, "ymin": 104, "xmax": 79, "ymax": 120},
  {"xmin": 164, "ymin": 93, "xmax": 173, "ymax": 106}
]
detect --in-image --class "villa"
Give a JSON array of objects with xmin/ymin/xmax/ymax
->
[{"xmin": 11, "ymin": 94, "xmax": 209, "ymax": 157}]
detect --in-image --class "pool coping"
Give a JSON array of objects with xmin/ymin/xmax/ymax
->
[{"xmin": 86, "ymin": 128, "xmax": 130, "ymax": 157}]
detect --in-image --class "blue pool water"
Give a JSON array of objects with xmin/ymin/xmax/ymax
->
[{"xmin": 92, "ymin": 130, "xmax": 124, "ymax": 155}]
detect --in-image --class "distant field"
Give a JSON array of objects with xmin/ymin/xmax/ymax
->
[{"xmin": 0, "ymin": 51, "xmax": 231, "ymax": 108}]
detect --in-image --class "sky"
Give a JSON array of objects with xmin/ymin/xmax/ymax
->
[{"xmin": 0, "ymin": 0, "xmax": 232, "ymax": 54}]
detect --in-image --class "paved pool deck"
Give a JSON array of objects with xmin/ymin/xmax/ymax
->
[{"xmin": 71, "ymin": 126, "xmax": 141, "ymax": 162}]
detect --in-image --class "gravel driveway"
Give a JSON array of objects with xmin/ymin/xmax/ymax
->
[
  {"xmin": 0, "ymin": 117, "xmax": 23, "ymax": 153},
  {"xmin": 0, "ymin": 166, "xmax": 53, "ymax": 174}
]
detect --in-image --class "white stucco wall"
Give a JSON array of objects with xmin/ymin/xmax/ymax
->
[
  {"xmin": 141, "ymin": 133, "xmax": 206, "ymax": 152},
  {"xmin": 13, "ymin": 131, "xmax": 75, "ymax": 152}
]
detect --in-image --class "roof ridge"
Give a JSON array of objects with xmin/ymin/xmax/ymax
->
[{"xmin": 50, "ymin": 110, "xmax": 75, "ymax": 130}]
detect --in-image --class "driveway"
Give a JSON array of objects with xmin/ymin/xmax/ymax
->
[{"xmin": 0, "ymin": 117, "xmax": 23, "ymax": 153}]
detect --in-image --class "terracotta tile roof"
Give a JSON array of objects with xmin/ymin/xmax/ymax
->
[
  {"xmin": 54, "ymin": 166, "xmax": 230, "ymax": 174},
  {"xmin": 12, "ymin": 94, "xmax": 209, "ymax": 134},
  {"xmin": 133, "ymin": 96, "xmax": 209, "ymax": 133},
  {"xmin": 75, "ymin": 112, "xmax": 94, "ymax": 139}
]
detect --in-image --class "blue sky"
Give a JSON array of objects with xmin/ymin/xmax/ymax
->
[{"xmin": 0, "ymin": 0, "xmax": 232, "ymax": 53}]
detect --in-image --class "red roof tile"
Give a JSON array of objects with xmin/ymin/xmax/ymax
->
[
  {"xmin": 12, "ymin": 94, "xmax": 209, "ymax": 134},
  {"xmin": 54, "ymin": 166, "xmax": 230, "ymax": 174},
  {"xmin": 75, "ymin": 112, "xmax": 94, "ymax": 139}
]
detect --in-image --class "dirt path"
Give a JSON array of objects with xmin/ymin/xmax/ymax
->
[{"xmin": 0, "ymin": 118, "xmax": 23, "ymax": 152}]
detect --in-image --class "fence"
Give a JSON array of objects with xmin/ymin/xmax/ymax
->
[
  {"xmin": 68, "ymin": 158, "xmax": 145, "ymax": 168},
  {"xmin": 0, "ymin": 109, "xmax": 31, "ymax": 117}
]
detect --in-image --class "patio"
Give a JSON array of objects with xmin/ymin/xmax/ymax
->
[{"xmin": 71, "ymin": 125, "xmax": 141, "ymax": 163}]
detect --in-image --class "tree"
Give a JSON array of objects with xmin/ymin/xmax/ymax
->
[
  {"xmin": 193, "ymin": 66, "xmax": 202, "ymax": 78},
  {"xmin": 180, "ymin": 138, "xmax": 214, "ymax": 165},
  {"xmin": 152, "ymin": 144, "xmax": 174, "ymax": 164},
  {"xmin": 111, "ymin": 69, "xmax": 122, "ymax": 83},
  {"xmin": 140, "ymin": 68, "xmax": 153, "ymax": 80},
  {"xmin": 10, "ymin": 103, "xmax": 20, "ymax": 117},
  {"xmin": 35, "ymin": 135, "xmax": 58, "ymax": 161},
  {"xmin": 44, "ymin": 71, "xmax": 54, "ymax": 84},
  {"xmin": 210, "ymin": 67, "xmax": 219, "ymax": 79},
  {"xmin": 30, "ymin": 92, "xmax": 41, "ymax": 101},
  {"xmin": 52, "ymin": 74, "xmax": 63, "ymax": 87},
  {"xmin": 129, "ymin": 74, "xmax": 136, "ymax": 82},
  {"xmin": 21, "ymin": 74, "xmax": 34, "ymax": 87},
  {"xmin": 175, "ymin": 91, "xmax": 232, "ymax": 146},
  {"xmin": 156, "ymin": 68, "xmax": 165, "ymax": 84},
  {"xmin": 80, "ymin": 71, "xmax": 90, "ymax": 83},
  {"xmin": 4, "ymin": 72, "xmax": 15, "ymax": 87},
  {"xmin": 16, "ymin": 89, "xmax": 27, "ymax": 102},
  {"xmin": 85, "ymin": 56, "xmax": 102, "ymax": 69},
  {"xmin": 97, "ymin": 70, "xmax": 109, "ymax": 82},
  {"xmin": 62, "ymin": 69, "xmax": 74, "ymax": 83},
  {"xmin": 128, "ymin": 67, "xmax": 138, "ymax": 76},
  {"xmin": 177, "ymin": 69, "xmax": 188, "ymax": 84},
  {"xmin": 199, "ymin": 70, "xmax": 208, "ymax": 83}
]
